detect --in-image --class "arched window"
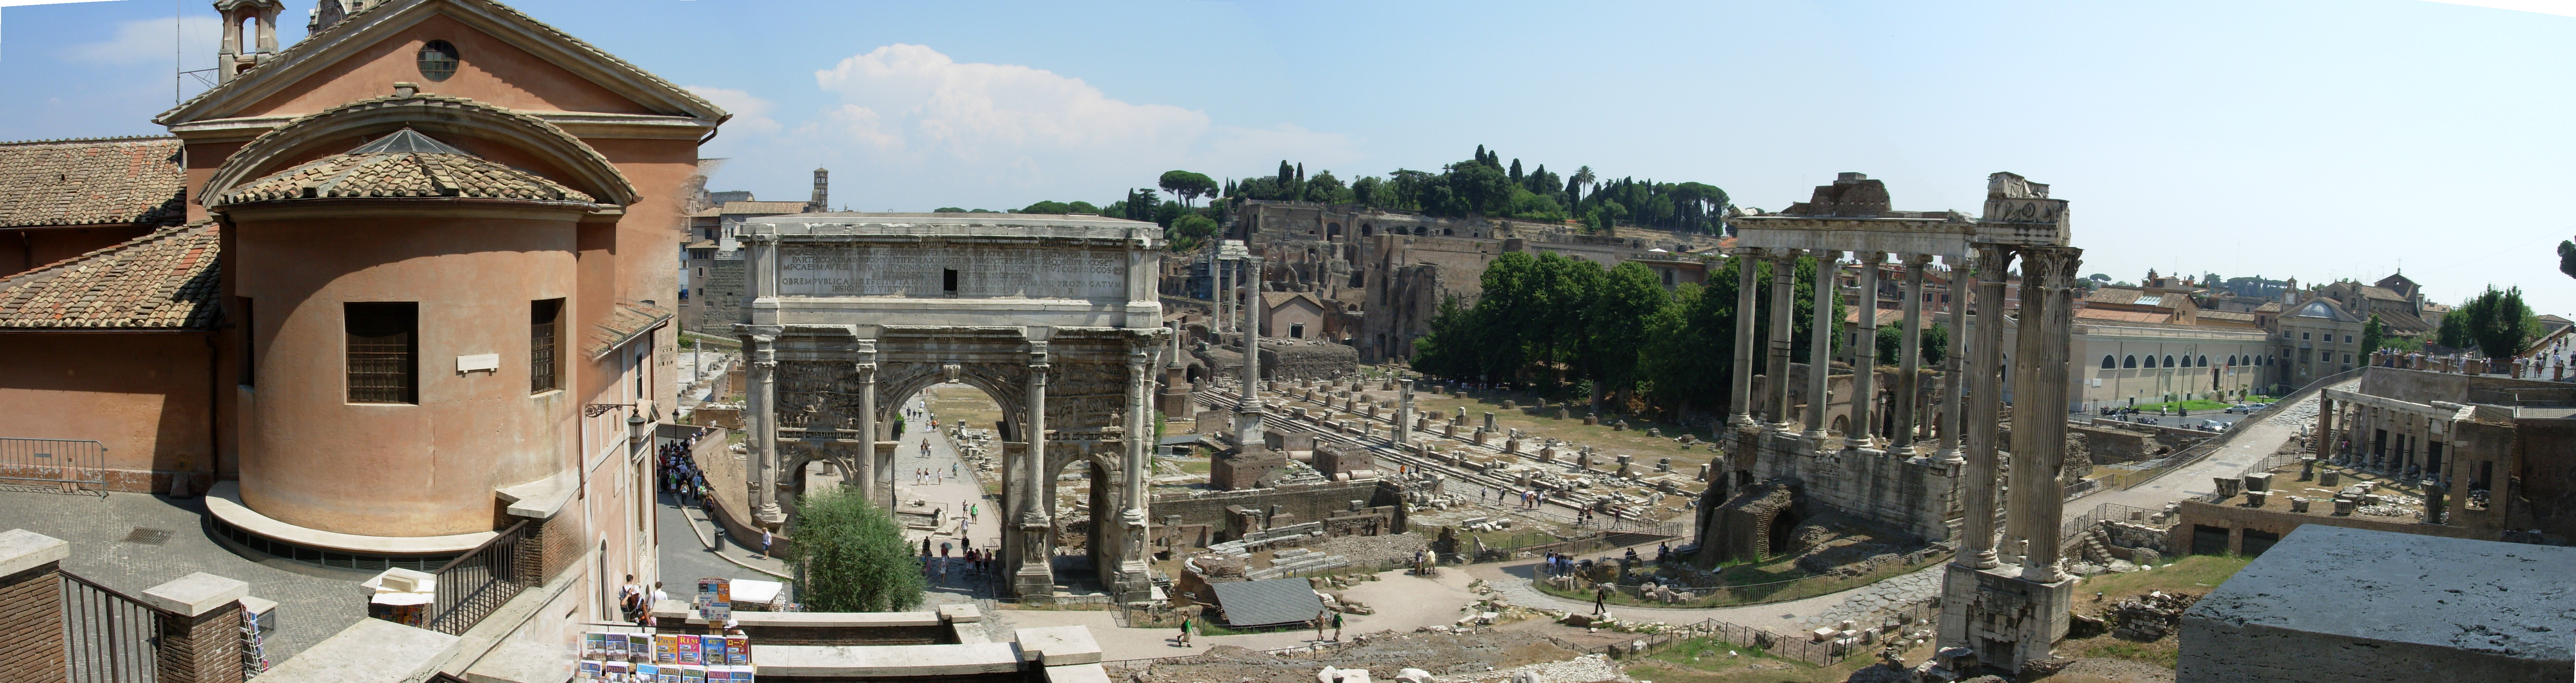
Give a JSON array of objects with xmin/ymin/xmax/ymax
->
[
  {"xmin": 2163, "ymin": 355, "xmax": 2176, "ymax": 368},
  {"xmin": 1412, "ymin": 226, "xmax": 1426, "ymax": 236},
  {"xmin": 1361, "ymin": 224, "xmax": 1375, "ymax": 237},
  {"xmin": 2226, "ymin": 355, "xmax": 2236, "ymax": 367},
  {"xmin": 2198, "ymin": 355, "xmax": 2209, "ymax": 367},
  {"xmin": 1327, "ymin": 222, "xmax": 1342, "ymax": 239},
  {"xmin": 2142, "ymin": 355, "xmax": 2155, "ymax": 368},
  {"xmin": 2123, "ymin": 355, "xmax": 2138, "ymax": 368},
  {"xmin": 2102, "ymin": 355, "xmax": 2117, "ymax": 369}
]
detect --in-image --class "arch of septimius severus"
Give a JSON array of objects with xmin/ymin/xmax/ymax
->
[
  {"xmin": 1702, "ymin": 172, "xmax": 2085, "ymax": 676},
  {"xmin": 732, "ymin": 213, "xmax": 1170, "ymax": 601}
]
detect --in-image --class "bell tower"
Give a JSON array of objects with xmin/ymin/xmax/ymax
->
[{"xmin": 214, "ymin": 0, "xmax": 285, "ymax": 83}]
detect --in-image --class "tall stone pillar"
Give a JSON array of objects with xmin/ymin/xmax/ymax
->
[
  {"xmin": 2315, "ymin": 396, "xmax": 2335, "ymax": 462},
  {"xmin": 1805, "ymin": 250, "xmax": 1841, "ymax": 440},
  {"xmin": 1729, "ymin": 249, "xmax": 1762, "ymax": 428},
  {"xmin": 1233, "ymin": 257, "xmax": 1269, "ymax": 444},
  {"xmin": 1016, "ymin": 345, "xmax": 1055, "ymax": 598},
  {"xmin": 1940, "ymin": 255, "xmax": 1968, "ymax": 462},
  {"xmin": 748, "ymin": 336, "xmax": 783, "ymax": 524},
  {"xmin": 2008, "ymin": 246, "xmax": 2081, "ymax": 582},
  {"xmin": 1217, "ymin": 256, "xmax": 1233, "ymax": 334},
  {"xmin": 1767, "ymin": 250, "xmax": 1800, "ymax": 427},
  {"xmin": 1895, "ymin": 255, "xmax": 1929, "ymax": 449},
  {"xmin": 1160, "ymin": 323, "xmax": 1190, "ymax": 416},
  {"xmin": 854, "ymin": 357, "xmax": 878, "ymax": 507},
  {"xmin": 1395, "ymin": 379, "xmax": 1416, "ymax": 446},
  {"xmin": 1849, "ymin": 251, "xmax": 1882, "ymax": 449},
  {"xmin": 1962, "ymin": 245, "xmax": 2015, "ymax": 568},
  {"xmin": 1117, "ymin": 344, "xmax": 1155, "ymax": 599}
]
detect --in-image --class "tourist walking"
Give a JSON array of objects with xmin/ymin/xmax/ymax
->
[
  {"xmin": 1593, "ymin": 584, "xmax": 1609, "ymax": 615},
  {"xmin": 1332, "ymin": 611, "xmax": 1344, "ymax": 641},
  {"xmin": 1314, "ymin": 610, "xmax": 1328, "ymax": 642},
  {"xmin": 1176, "ymin": 616, "xmax": 1194, "ymax": 647}
]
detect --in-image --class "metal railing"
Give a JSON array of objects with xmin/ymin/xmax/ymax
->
[
  {"xmin": 422, "ymin": 519, "xmax": 536, "ymax": 635},
  {"xmin": 0, "ymin": 437, "xmax": 108, "ymax": 496},
  {"xmin": 62, "ymin": 570, "xmax": 161, "ymax": 683}
]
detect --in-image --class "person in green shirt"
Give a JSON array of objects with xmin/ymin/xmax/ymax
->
[{"xmin": 1177, "ymin": 617, "xmax": 1193, "ymax": 646}]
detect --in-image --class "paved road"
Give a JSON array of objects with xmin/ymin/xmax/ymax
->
[
  {"xmin": 2083, "ymin": 387, "xmax": 2329, "ymax": 509},
  {"xmin": 0, "ymin": 489, "xmax": 365, "ymax": 666}
]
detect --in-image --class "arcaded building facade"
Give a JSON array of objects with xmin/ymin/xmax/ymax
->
[{"xmin": 0, "ymin": 0, "xmax": 720, "ymax": 639}]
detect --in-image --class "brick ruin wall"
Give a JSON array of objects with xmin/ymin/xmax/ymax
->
[
  {"xmin": 699, "ymin": 258, "xmax": 746, "ymax": 332},
  {"xmin": 1150, "ymin": 479, "xmax": 1403, "ymax": 545}
]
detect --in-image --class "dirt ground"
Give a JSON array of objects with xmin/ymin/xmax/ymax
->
[{"xmin": 1125, "ymin": 630, "xmax": 1590, "ymax": 683}]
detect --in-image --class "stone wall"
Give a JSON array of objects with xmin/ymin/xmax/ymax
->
[
  {"xmin": 1261, "ymin": 341, "xmax": 1356, "ymax": 381},
  {"xmin": 698, "ymin": 257, "xmax": 745, "ymax": 331},
  {"xmin": 1735, "ymin": 428, "xmax": 1959, "ymax": 543},
  {"xmin": 1149, "ymin": 479, "xmax": 1399, "ymax": 544},
  {"xmin": 2068, "ymin": 423, "xmax": 2155, "ymax": 463},
  {"xmin": 2167, "ymin": 499, "xmax": 2493, "ymax": 557}
]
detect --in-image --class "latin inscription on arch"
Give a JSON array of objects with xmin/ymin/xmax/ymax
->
[{"xmin": 776, "ymin": 243, "xmax": 1126, "ymax": 299}]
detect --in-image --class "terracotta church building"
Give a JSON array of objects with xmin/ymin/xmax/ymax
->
[{"xmin": 0, "ymin": 0, "xmax": 723, "ymax": 632}]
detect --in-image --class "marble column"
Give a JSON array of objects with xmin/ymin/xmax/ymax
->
[
  {"xmin": 855, "ymin": 360, "xmax": 878, "ymax": 507},
  {"xmin": 1729, "ymin": 249, "xmax": 1761, "ymax": 429},
  {"xmin": 1118, "ymin": 344, "xmax": 1154, "ymax": 598},
  {"xmin": 748, "ymin": 336, "xmax": 782, "ymax": 524},
  {"xmin": 1805, "ymin": 250, "xmax": 1841, "ymax": 440},
  {"xmin": 1017, "ymin": 349, "xmax": 1054, "ymax": 596},
  {"xmin": 1234, "ymin": 257, "xmax": 1269, "ymax": 443},
  {"xmin": 1767, "ymin": 250, "xmax": 1800, "ymax": 427},
  {"xmin": 1893, "ymin": 255, "xmax": 1929, "ymax": 449},
  {"xmin": 2008, "ymin": 246, "xmax": 2081, "ymax": 583},
  {"xmin": 1962, "ymin": 245, "xmax": 2015, "ymax": 568},
  {"xmin": 1849, "ymin": 251, "xmax": 1882, "ymax": 449},
  {"xmin": 1395, "ymin": 379, "xmax": 1416, "ymax": 446},
  {"xmin": 1216, "ymin": 256, "xmax": 1232, "ymax": 334},
  {"xmin": 1940, "ymin": 255, "xmax": 1967, "ymax": 463}
]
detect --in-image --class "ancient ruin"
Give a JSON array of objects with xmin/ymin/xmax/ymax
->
[{"xmin": 733, "ymin": 212, "xmax": 1170, "ymax": 600}]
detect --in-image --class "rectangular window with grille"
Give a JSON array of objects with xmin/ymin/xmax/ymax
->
[
  {"xmin": 532, "ymin": 298, "xmax": 563, "ymax": 394},
  {"xmin": 346, "ymin": 302, "xmax": 417, "ymax": 404}
]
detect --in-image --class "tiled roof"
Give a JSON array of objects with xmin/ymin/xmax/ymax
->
[
  {"xmin": 2076, "ymin": 308, "xmax": 2172, "ymax": 324},
  {"xmin": 2086, "ymin": 287, "xmax": 2146, "ymax": 305},
  {"xmin": 585, "ymin": 299, "xmax": 671, "ymax": 359},
  {"xmin": 212, "ymin": 95, "xmax": 632, "ymax": 204},
  {"xmin": 2357, "ymin": 285, "xmax": 2408, "ymax": 302},
  {"xmin": 1207, "ymin": 578, "xmax": 1325, "ymax": 627},
  {"xmin": 0, "ymin": 222, "xmax": 220, "ymax": 330},
  {"xmin": 719, "ymin": 201, "xmax": 813, "ymax": 215},
  {"xmin": 2199, "ymin": 310, "xmax": 2257, "ymax": 322},
  {"xmin": 214, "ymin": 129, "xmax": 594, "ymax": 206},
  {"xmin": 0, "ymin": 137, "xmax": 185, "ymax": 228},
  {"xmin": 2253, "ymin": 302, "xmax": 2284, "ymax": 313}
]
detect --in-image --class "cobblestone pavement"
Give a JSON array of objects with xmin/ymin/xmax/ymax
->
[
  {"xmin": 0, "ymin": 489, "xmax": 364, "ymax": 665},
  {"xmin": 656, "ymin": 490, "xmax": 786, "ymax": 594}
]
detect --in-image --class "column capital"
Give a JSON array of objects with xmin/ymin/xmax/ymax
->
[
  {"xmin": 1903, "ymin": 253, "xmax": 1935, "ymax": 267},
  {"xmin": 1767, "ymin": 247, "xmax": 1801, "ymax": 259},
  {"xmin": 853, "ymin": 362, "xmax": 877, "ymax": 381},
  {"xmin": 1852, "ymin": 250, "xmax": 1885, "ymax": 263}
]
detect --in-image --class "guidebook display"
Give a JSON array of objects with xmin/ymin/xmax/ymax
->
[{"xmin": 577, "ymin": 630, "xmax": 754, "ymax": 682}]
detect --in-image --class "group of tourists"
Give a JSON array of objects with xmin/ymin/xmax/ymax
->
[
  {"xmin": 923, "ymin": 538, "xmax": 1000, "ymax": 581},
  {"xmin": 660, "ymin": 434, "xmax": 712, "ymax": 507}
]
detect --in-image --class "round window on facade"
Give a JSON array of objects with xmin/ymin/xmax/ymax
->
[{"xmin": 417, "ymin": 40, "xmax": 460, "ymax": 81}]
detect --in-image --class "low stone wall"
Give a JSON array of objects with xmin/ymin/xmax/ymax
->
[
  {"xmin": 2167, "ymin": 499, "xmax": 2491, "ymax": 557},
  {"xmin": 2069, "ymin": 423, "xmax": 2156, "ymax": 463},
  {"xmin": 1149, "ymin": 479, "xmax": 1400, "ymax": 545},
  {"xmin": 1734, "ymin": 428, "xmax": 1958, "ymax": 543}
]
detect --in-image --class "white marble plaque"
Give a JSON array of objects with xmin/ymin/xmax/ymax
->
[{"xmin": 776, "ymin": 244, "xmax": 1126, "ymax": 299}]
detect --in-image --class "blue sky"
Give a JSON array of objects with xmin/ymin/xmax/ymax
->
[{"xmin": 6, "ymin": 0, "xmax": 2576, "ymax": 314}]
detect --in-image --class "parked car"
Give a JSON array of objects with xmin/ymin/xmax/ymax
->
[
  {"xmin": 2195, "ymin": 419, "xmax": 2227, "ymax": 431},
  {"xmin": 2224, "ymin": 404, "xmax": 2252, "ymax": 414},
  {"xmin": 2249, "ymin": 402, "xmax": 2270, "ymax": 410}
]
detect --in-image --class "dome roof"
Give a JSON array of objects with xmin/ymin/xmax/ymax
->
[{"xmin": 213, "ymin": 127, "xmax": 595, "ymax": 206}]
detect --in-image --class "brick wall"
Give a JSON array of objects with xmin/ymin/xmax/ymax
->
[
  {"xmin": 0, "ymin": 564, "xmax": 64, "ymax": 683},
  {"xmin": 2168, "ymin": 499, "xmax": 2491, "ymax": 557},
  {"xmin": 700, "ymin": 258, "xmax": 745, "ymax": 331},
  {"xmin": 156, "ymin": 605, "xmax": 242, "ymax": 683}
]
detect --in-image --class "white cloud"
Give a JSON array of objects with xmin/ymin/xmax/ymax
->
[
  {"xmin": 685, "ymin": 85, "xmax": 779, "ymax": 134},
  {"xmin": 63, "ymin": 15, "xmax": 220, "ymax": 67},
  {"xmin": 773, "ymin": 44, "xmax": 1355, "ymax": 203}
]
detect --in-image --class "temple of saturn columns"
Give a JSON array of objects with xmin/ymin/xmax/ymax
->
[
  {"xmin": 1691, "ymin": 172, "xmax": 2085, "ymax": 675},
  {"xmin": 732, "ymin": 213, "xmax": 1171, "ymax": 601}
]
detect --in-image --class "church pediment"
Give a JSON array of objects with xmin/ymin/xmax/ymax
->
[{"xmin": 155, "ymin": 0, "xmax": 723, "ymax": 132}]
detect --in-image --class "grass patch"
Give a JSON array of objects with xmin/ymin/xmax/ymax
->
[
  {"xmin": 927, "ymin": 386, "xmax": 1005, "ymax": 433},
  {"xmin": 681, "ymin": 331, "xmax": 742, "ymax": 350},
  {"xmin": 1178, "ymin": 459, "xmax": 1211, "ymax": 474},
  {"xmin": 2052, "ymin": 554, "xmax": 2254, "ymax": 670},
  {"xmin": 2067, "ymin": 636, "xmax": 2179, "ymax": 669},
  {"xmin": 2127, "ymin": 399, "xmax": 2236, "ymax": 413}
]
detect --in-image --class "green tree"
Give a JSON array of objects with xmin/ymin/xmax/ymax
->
[
  {"xmin": 1876, "ymin": 324, "xmax": 1905, "ymax": 366},
  {"xmin": 2559, "ymin": 239, "xmax": 2576, "ymax": 280},
  {"xmin": 2461, "ymin": 285, "xmax": 2535, "ymax": 359},
  {"xmin": 1158, "ymin": 171, "xmax": 1218, "ymax": 207},
  {"xmin": 1919, "ymin": 321, "xmax": 1949, "ymax": 365},
  {"xmin": 1168, "ymin": 214, "xmax": 1218, "ymax": 252},
  {"xmin": 2439, "ymin": 307, "xmax": 2471, "ymax": 350},
  {"xmin": 788, "ymin": 488, "xmax": 925, "ymax": 612},
  {"xmin": 1446, "ymin": 160, "xmax": 1513, "ymax": 215},
  {"xmin": 1581, "ymin": 261, "xmax": 1671, "ymax": 408},
  {"xmin": 1020, "ymin": 200, "xmax": 1071, "ymax": 214},
  {"xmin": 2361, "ymin": 314, "xmax": 2387, "ymax": 354}
]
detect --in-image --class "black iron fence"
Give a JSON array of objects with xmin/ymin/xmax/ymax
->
[
  {"xmin": 61, "ymin": 570, "xmax": 161, "ymax": 683},
  {"xmin": 0, "ymin": 437, "xmax": 108, "ymax": 496},
  {"xmin": 423, "ymin": 519, "xmax": 536, "ymax": 635}
]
